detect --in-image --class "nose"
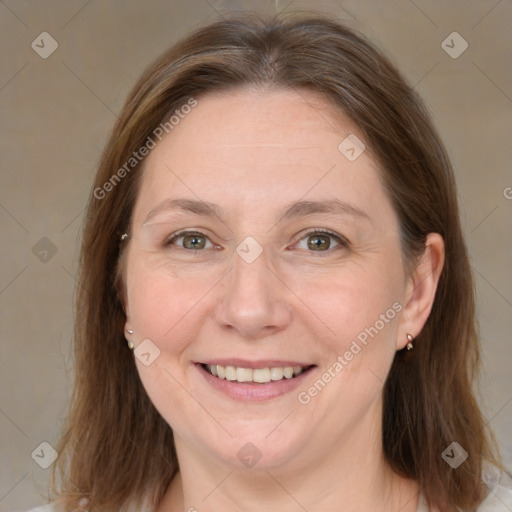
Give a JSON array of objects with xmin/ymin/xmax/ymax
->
[{"xmin": 214, "ymin": 248, "xmax": 293, "ymax": 340}]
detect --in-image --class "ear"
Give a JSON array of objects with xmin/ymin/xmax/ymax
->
[
  {"xmin": 397, "ymin": 233, "xmax": 445, "ymax": 350},
  {"xmin": 124, "ymin": 304, "xmax": 132, "ymax": 336},
  {"xmin": 115, "ymin": 252, "xmax": 132, "ymax": 335},
  {"xmin": 123, "ymin": 301, "xmax": 134, "ymax": 340}
]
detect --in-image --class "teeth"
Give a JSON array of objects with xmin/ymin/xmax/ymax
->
[
  {"xmin": 253, "ymin": 368, "xmax": 271, "ymax": 383},
  {"xmin": 270, "ymin": 367, "xmax": 283, "ymax": 381},
  {"xmin": 283, "ymin": 367, "xmax": 294, "ymax": 379},
  {"xmin": 236, "ymin": 367, "xmax": 252, "ymax": 382},
  {"xmin": 207, "ymin": 364, "xmax": 307, "ymax": 383},
  {"xmin": 225, "ymin": 366, "xmax": 237, "ymax": 381}
]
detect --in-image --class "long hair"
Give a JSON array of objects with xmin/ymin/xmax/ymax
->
[{"xmin": 49, "ymin": 13, "xmax": 500, "ymax": 512}]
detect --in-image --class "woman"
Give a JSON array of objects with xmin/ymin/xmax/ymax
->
[{"xmin": 26, "ymin": 13, "xmax": 511, "ymax": 512}]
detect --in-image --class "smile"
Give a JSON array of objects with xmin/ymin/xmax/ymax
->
[
  {"xmin": 203, "ymin": 364, "xmax": 311, "ymax": 383},
  {"xmin": 197, "ymin": 362, "xmax": 316, "ymax": 401}
]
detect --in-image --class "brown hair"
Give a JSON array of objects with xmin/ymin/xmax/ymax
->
[{"xmin": 49, "ymin": 13, "xmax": 500, "ymax": 512}]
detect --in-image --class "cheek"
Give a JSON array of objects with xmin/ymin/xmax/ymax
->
[
  {"xmin": 126, "ymin": 257, "xmax": 214, "ymax": 342},
  {"xmin": 291, "ymin": 258, "xmax": 403, "ymax": 387},
  {"xmin": 128, "ymin": 274, "xmax": 176, "ymax": 340},
  {"xmin": 292, "ymin": 270, "xmax": 402, "ymax": 427},
  {"xmin": 125, "ymin": 261, "xmax": 213, "ymax": 430}
]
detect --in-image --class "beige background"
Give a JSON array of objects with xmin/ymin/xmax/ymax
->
[{"xmin": 1, "ymin": 0, "xmax": 511, "ymax": 510}]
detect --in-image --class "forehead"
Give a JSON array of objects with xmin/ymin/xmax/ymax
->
[
  {"xmin": 170, "ymin": 87, "xmax": 351, "ymax": 152},
  {"xmin": 133, "ymin": 87, "xmax": 395, "ymax": 226}
]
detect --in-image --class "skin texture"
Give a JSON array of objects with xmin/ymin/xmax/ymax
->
[{"xmin": 122, "ymin": 88, "xmax": 444, "ymax": 511}]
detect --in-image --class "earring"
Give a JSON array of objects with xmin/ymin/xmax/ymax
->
[
  {"xmin": 406, "ymin": 333, "xmax": 414, "ymax": 351},
  {"xmin": 120, "ymin": 233, "xmax": 129, "ymax": 241},
  {"xmin": 126, "ymin": 329, "xmax": 134, "ymax": 350}
]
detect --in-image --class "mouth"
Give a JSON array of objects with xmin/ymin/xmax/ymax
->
[
  {"xmin": 202, "ymin": 363, "xmax": 314, "ymax": 383},
  {"xmin": 196, "ymin": 361, "xmax": 317, "ymax": 401}
]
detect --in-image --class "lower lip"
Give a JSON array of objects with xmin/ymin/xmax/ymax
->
[{"xmin": 196, "ymin": 364, "xmax": 316, "ymax": 402}]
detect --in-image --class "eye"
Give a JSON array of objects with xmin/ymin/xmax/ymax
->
[
  {"xmin": 294, "ymin": 230, "xmax": 347, "ymax": 252},
  {"xmin": 165, "ymin": 231, "xmax": 215, "ymax": 250}
]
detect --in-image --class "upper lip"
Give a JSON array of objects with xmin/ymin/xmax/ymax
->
[{"xmin": 199, "ymin": 359, "xmax": 315, "ymax": 369}]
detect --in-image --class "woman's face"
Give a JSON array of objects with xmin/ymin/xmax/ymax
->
[{"xmin": 123, "ymin": 88, "xmax": 413, "ymax": 471}]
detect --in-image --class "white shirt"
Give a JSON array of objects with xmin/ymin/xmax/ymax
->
[{"xmin": 18, "ymin": 483, "xmax": 512, "ymax": 512}]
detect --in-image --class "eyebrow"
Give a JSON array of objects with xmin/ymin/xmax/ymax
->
[
  {"xmin": 278, "ymin": 199, "xmax": 370, "ymax": 223},
  {"xmin": 143, "ymin": 198, "xmax": 226, "ymax": 224},
  {"xmin": 142, "ymin": 198, "xmax": 370, "ymax": 225}
]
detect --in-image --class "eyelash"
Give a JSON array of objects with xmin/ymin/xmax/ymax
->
[{"xmin": 164, "ymin": 228, "xmax": 349, "ymax": 252}]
